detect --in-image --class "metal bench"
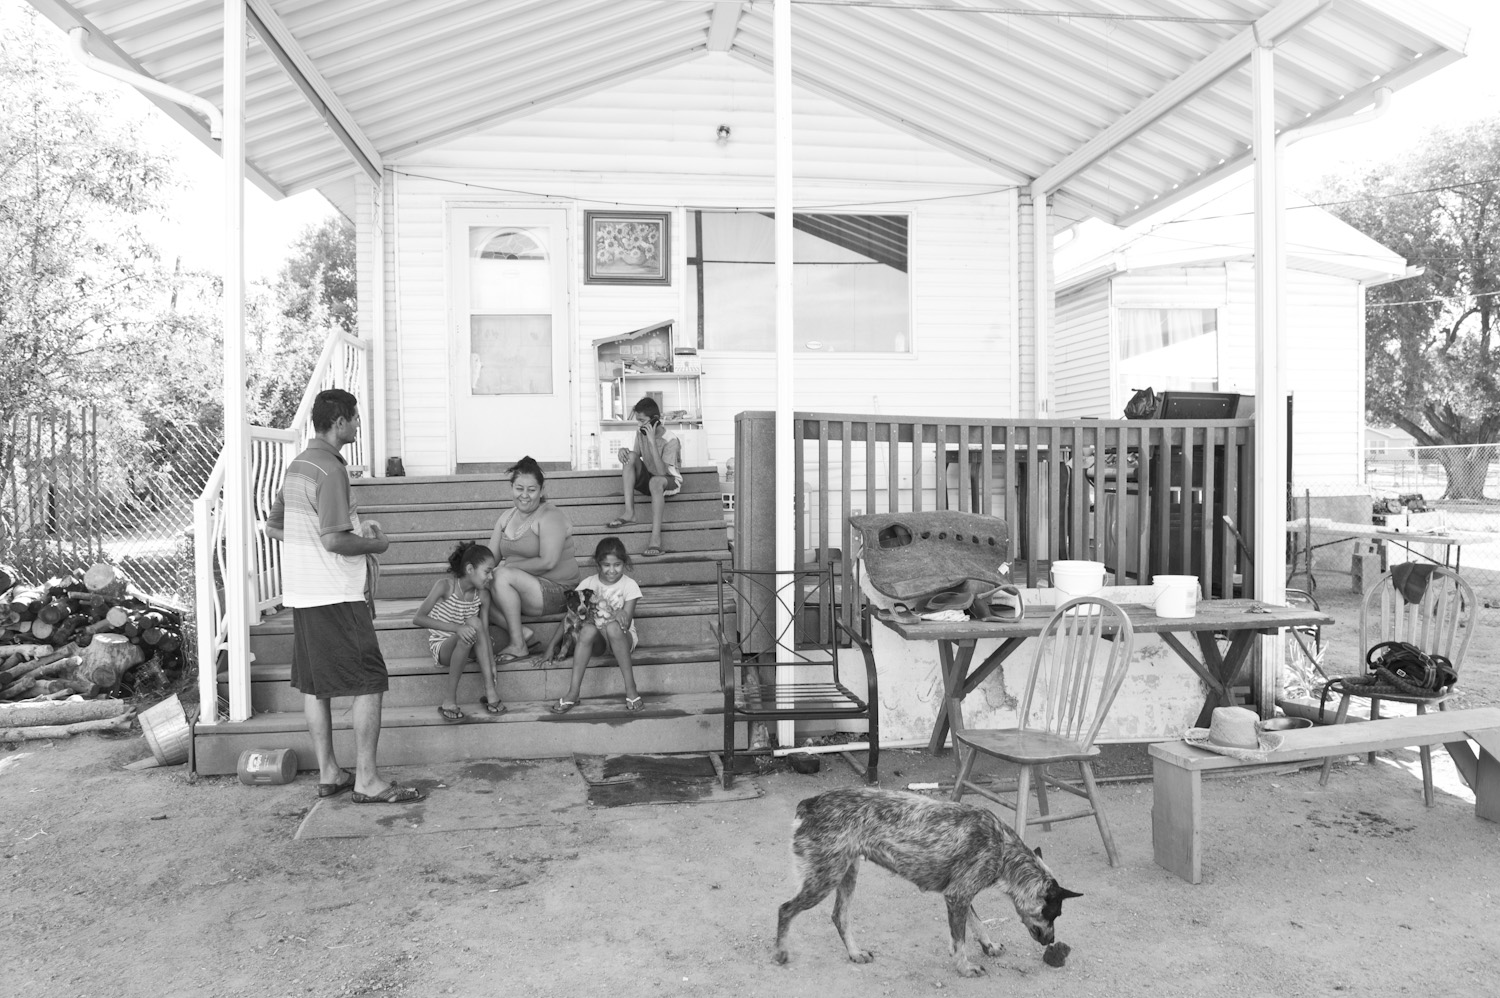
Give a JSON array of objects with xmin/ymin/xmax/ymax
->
[{"xmin": 1148, "ymin": 708, "xmax": 1500, "ymax": 883}]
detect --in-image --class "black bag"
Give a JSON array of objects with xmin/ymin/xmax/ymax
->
[
  {"xmin": 1123, "ymin": 387, "xmax": 1161, "ymax": 420},
  {"xmin": 1366, "ymin": 641, "xmax": 1457, "ymax": 693}
]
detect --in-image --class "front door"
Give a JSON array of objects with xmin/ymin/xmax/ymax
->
[{"xmin": 449, "ymin": 208, "xmax": 570, "ymax": 465}]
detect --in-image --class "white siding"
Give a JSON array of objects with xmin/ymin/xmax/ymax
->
[
  {"xmin": 1052, "ymin": 261, "xmax": 1365, "ymax": 490},
  {"xmin": 1053, "ymin": 277, "xmax": 1111, "ymax": 418},
  {"xmin": 381, "ymin": 58, "xmax": 1017, "ymax": 475}
]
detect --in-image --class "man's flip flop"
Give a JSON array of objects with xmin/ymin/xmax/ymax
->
[
  {"xmin": 480, "ymin": 696, "xmax": 507, "ymax": 716},
  {"xmin": 316, "ymin": 769, "xmax": 356, "ymax": 798},
  {"xmin": 549, "ymin": 699, "xmax": 579, "ymax": 714},
  {"xmin": 350, "ymin": 782, "xmax": 428, "ymax": 805},
  {"xmin": 438, "ymin": 705, "xmax": 465, "ymax": 722}
]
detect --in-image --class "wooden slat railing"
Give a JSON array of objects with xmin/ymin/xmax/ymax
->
[{"xmin": 739, "ymin": 413, "xmax": 1256, "ymax": 637}]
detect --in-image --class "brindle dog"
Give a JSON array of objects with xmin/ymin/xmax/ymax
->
[
  {"xmin": 541, "ymin": 587, "xmax": 600, "ymax": 664},
  {"xmin": 773, "ymin": 787, "xmax": 1081, "ymax": 976}
]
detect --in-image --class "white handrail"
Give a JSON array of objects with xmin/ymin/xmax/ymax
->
[{"xmin": 194, "ymin": 328, "xmax": 368, "ymax": 725}]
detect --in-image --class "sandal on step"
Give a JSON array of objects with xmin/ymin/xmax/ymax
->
[
  {"xmin": 605, "ymin": 517, "xmax": 633, "ymax": 530},
  {"xmin": 549, "ymin": 698, "xmax": 579, "ymax": 714},
  {"xmin": 641, "ymin": 545, "xmax": 663, "ymax": 558},
  {"xmin": 438, "ymin": 704, "xmax": 465, "ymax": 722},
  {"xmin": 480, "ymin": 696, "xmax": 507, "ymax": 716},
  {"xmin": 624, "ymin": 696, "xmax": 645, "ymax": 712}
]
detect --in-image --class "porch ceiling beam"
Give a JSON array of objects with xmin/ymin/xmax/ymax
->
[
  {"xmin": 1112, "ymin": 45, "xmax": 1463, "ymax": 228},
  {"xmin": 707, "ymin": 1, "xmax": 744, "ymax": 51},
  {"xmin": 1033, "ymin": 0, "xmax": 1333, "ymax": 197},
  {"xmin": 245, "ymin": 0, "xmax": 382, "ymax": 183},
  {"xmin": 27, "ymin": 0, "xmax": 286, "ymax": 199}
]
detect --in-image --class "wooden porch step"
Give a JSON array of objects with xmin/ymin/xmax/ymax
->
[
  {"xmin": 249, "ymin": 587, "xmax": 731, "ymax": 660},
  {"xmin": 378, "ymin": 520, "xmax": 731, "ymax": 564},
  {"xmin": 375, "ymin": 549, "xmax": 729, "ymax": 596},
  {"xmin": 349, "ymin": 467, "xmax": 724, "ymax": 505},
  {"xmin": 364, "ymin": 496, "xmax": 726, "ymax": 534},
  {"xmin": 191, "ymin": 692, "xmax": 736, "ymax": 776},
  {"xmin": 222, "ymin": 644, "xmax": 722, "ymax": 712}
]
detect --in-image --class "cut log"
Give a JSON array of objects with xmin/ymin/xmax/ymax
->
[
  {"xmin": 0, "ymin": 645, "xmax": 79, "ymax": 685},
  {"xmin": 29, "ymin": 619, "xmax": 54, "ymax": 641},
  {"xmin": 0, "ymin": 697, "xmax": 129, "ymax": 728},
  {"xmin": 82, "ymin": 563, "xmax": 130, "ymax": 599},
  {"xmin": 76, "ymin": 634, "xmax": 145, "ymax": 690},
  {"xmin": 105, "ymin": 605, "xmax": 131, "ymax": 629},
  {"xmin": 0, "ymin": 711, "xmax": 135, "ymax": 744}
]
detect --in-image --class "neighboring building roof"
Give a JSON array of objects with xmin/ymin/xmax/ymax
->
[
  {"xmin": 1055, "ymin": 172, "xmax": 1412, "ymax": 290},
  {"xmin": 1365, "ymin": 425, "xmax": 1420, "ymax": 444},
  {"xmin": 27, "ymin": 0, "xmax": 1469, "ymax": 227}
]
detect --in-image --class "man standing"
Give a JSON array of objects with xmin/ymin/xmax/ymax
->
[{"xmin": 267, "ymin": 389, "xmax": 425, "ymax": 804}]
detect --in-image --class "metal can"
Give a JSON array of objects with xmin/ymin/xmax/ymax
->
[{"xmin": 237, "ymin": 747, "xmax": 299, "ymax": 786}]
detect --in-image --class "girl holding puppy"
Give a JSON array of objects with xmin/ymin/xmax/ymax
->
[
  {"xmin": 414, "ymin": 541, "xmax": 503, "ymax": 721},
  {"xmin": 549, "ymin": 537, "xmax": 644, "ymax": 713}
]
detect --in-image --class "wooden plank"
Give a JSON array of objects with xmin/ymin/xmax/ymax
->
[
  {"xmin": 934, "ymin": 422, "xmax": 948, "ymax": 511},
  {"xmin": 1152, "ymin": 758, "xmax": 1202, "ymax": 884},
  {"xmin": 1146, "ymin": 708, "xmax": 1500, "ymax": 771},
  {"xmin": 817, "ymin": 420, "xmax": 830, "ymax": 566},
  {"xmin": 979, "ymin": 423, "xmax": 994, "ymax": 517}
]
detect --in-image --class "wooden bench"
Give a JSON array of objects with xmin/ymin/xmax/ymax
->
[{"xmin": 1148, "ymin": 707, "xmax": 1500, "ymax": 884}]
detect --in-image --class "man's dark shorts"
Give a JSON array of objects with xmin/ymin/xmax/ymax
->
[{"xmin": 289, "ymin": 602, "xmax": 389, "ymax": 698}]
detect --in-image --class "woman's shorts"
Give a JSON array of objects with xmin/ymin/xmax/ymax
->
[
  {"xmin": 536, "ymin": 576, "xmax": 576, "ymax": 615},
  {"xmin": 289, "ymin": 602, "xmax": 389, "ymax": 699},
  {"xmin": 632, "ymin": 465, "xmax": 682, "ymax": 498}
]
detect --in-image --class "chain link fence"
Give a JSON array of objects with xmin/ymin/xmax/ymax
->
[
  {"xmin": 1293, "ymin": 442, "xmax": 1500, "ymax": 616},
  {"xmin": 0, "ymin": 410, "xmax": 220, "ymax": 609}
]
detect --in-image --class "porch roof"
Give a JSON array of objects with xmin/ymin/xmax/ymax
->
[{"xmin": 29, "ymin": 0, "xmax": 1468, "ymax": 224}]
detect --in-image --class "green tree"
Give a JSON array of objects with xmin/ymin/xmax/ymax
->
[
  {"xmin": 280, "ymin": 215, "xmax": 356, "ymax": 334},
  {"xmin": 0, "ymin": 6, "xmax": 172, "ymax": 427},
  {"xmin": 1323, "ymin": 118, "xmax": 1500, "ymax": 500}
]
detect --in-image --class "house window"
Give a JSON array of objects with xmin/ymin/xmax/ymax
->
[
  {"xmin": 1116, "ymin": 307, "xmax": 1218, "ymax": 401},
  {"xmin": 468, "ymin": 227, "xmax": 552, "ymax": 395},
  {"xmin": 685, "ymin": 210, "xmax": 911, "ymax": 353}
]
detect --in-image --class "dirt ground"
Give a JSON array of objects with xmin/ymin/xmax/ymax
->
[{"xmin": 3, "ymin": 588, "xmax": 1498, "ymax": 998}]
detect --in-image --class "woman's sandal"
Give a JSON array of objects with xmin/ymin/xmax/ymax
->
[
  {"xmin": 438, "ymin": 704, "xmax": 465, "ymax": 722},
  {"xmin": 480, "ymin": 696, "xmax": 507, "ymax": 716},
  {"xmin": 624, "ymin": 696, "xmax": 645, "ymax": 712},
  {"xmin": 549, "ymin": 698, "xmax": 579, "ymax": 714}
]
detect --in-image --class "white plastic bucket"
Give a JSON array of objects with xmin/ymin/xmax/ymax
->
[
  {"xmin": 1154, "ymin": 575, "xmax": 1200, "ymax": 618},
  {"xmin": 1052, "ymin": 560, "xmax": 1105, "ymax": 601}
]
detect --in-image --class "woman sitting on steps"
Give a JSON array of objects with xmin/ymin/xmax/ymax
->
[{"xmin": 486, "ymin": 456, "xmax": 581, "ymax": 664}]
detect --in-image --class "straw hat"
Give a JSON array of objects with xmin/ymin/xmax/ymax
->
[{"xmin": 1183, "ymin": 706, "xmax": 1285, "ymax": 762}]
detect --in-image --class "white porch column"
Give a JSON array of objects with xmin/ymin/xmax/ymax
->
[
  {"xmin": 773, "ymin": 0, "xmax": 796, "ymax": 748},
  {"xmin": 1252, "ymin": 43, "xmax": 1287, "ymax": 715},
  {"xmin": 222, "ymin": 0, "xmax": 252, "ymax": 720},
  {"xmin": 1031, "ymin": 189, "xmax": 1050, "ymax": 418}
]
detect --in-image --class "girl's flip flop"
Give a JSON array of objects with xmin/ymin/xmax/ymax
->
[
  {"xmin": 624, "ymin": 696, "xmax": 645, "ymax": 712},
  {"xmin": 480, "ymin": 696, "xmax": 507, "ymax": 716},
  {"xmin": 549, "ymin": 699, "xmax": 579, "ymax": 714},
  {"xmin": 438, "ymin": 705, "xmax": 465, "ymax": 722}
]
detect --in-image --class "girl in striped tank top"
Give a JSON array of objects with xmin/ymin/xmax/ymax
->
[{"xmin": 414, "ymin": 542, "xmax": 502, "ymax": 721}]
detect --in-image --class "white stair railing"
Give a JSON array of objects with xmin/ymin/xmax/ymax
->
[{"xmin": 195, "ymin": 329, "xmax": 370, "ymax": 725}]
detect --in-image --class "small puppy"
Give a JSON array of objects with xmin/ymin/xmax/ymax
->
[
  {"xmin": 773, "ymin": 787, "xmax": 1081, "ymax": 977},
  {"xmin": 541, "ymin": 588, "xmax": 599, "ymax": 664}
]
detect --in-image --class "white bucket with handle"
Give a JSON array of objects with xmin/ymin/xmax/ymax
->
[
  {"xmin": 1052, "ymin": 560, "xmax": 1105, "ymax": 601},
  {"xmin": 1154, "ymin": 575, "xmax": 1200, "ymax": 618}
]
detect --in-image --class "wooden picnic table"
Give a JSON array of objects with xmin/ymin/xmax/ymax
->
[{"xmin": 874, "ymin": 599, "xmax": 1335, "ymax": 754}]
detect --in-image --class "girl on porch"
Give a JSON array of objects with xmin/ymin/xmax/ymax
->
[
  {"xmin": 549, "ymin": 536, "xmax": 644, "ymax": 714},
  {"xmin": 413, "ymin": 542, "xmax": 503, "ymax": 721},
  {"xmin": 486, "ymin": 456, "xmax": 581, "ymax": 663}
]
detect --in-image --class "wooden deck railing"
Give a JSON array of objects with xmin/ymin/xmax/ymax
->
[{"xmin": 735, "ymin": 412, "xmax": 1258, "ymax": 636}]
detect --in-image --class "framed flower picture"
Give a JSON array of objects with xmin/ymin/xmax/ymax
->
[{"xmin": 584, "ymin": 211, "xmax": 671, "ymax": 285}]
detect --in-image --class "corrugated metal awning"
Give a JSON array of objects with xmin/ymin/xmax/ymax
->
[{"xmin": 27, "ymin": 0, "xmax": 1469, "ymax": 223}]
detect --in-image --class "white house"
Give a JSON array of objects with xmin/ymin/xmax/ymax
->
[{"xmin": 1054, "ymin": 176, "xmax": 1412, "ymax": 495}]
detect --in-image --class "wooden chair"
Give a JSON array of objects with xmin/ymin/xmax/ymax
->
[
  {"xmin": 951, "ymin": 596, "xmax": 1135, "ymax": 865},
  {"xmin": 715, "ymin": 563, "xmax": 879, "ymax": 789},
  {"xmin": 1319, "ymin": 567, "xmax": 1476, "ymax": 805}
]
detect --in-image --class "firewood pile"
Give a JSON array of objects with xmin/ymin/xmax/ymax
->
[{"xmin": 0, "ymin": 562, "xmax": 186, "ymax": 716}]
